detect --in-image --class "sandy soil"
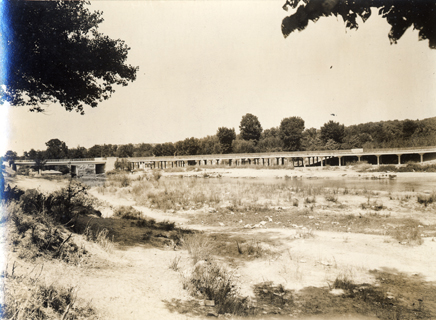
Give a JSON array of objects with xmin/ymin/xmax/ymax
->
[{"xmin": 6, "ymin": 167, "xmax": 436, "ymax": 319}]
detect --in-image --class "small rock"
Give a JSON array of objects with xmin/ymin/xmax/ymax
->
[
  {"xmin": 244, "ymin": 224, "xmax": 252, "ymax": 229},
  {"xmin": 219, "ymin": 222, "xmax": 225, "ymax": 226},
  {"xmin": 260, "ymin": 221, "xmax": 267, "ymax": 226}
]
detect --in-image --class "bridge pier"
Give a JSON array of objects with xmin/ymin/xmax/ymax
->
[
  {"xmin": 419, "ymin": 153, "xmax": 424, "ymax": 163},
  {"xmin": 397, "ymin": 154, "xmax": 402, "ymax": 165}
]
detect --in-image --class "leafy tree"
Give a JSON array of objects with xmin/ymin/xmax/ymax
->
[
  {"xmin": 402, "ymin": 119, "xmax": 418, "ymax": 139},
  {"xmin": 217, "ymin": 127, "xmax": 236, "ymax": 154},
  {"xmin": 320, "ymin": 120, "xmax": 345, "ymax": 144},
  {"xmin": 256, "ymin": 136, "xmax": 284, "ymax": 152},
  {"xmin": 45, "ymin": 139, "xmax": 69, "ymax": 159},
  {"xmin": 175, "ymin": 138, "xmax": 200, "ymax": 156},
  {"xmin": 3, "ymin": 0, "xmax": 138, "ymax": 114},
  {"xmin": 198, "ymin": 136, "xmax": 222, "ymax": 155},
  {"xmin": 134, "ymin": 143, "xmax": 154, "ymax": 157},
  {"xmin": 87, "ymin": 145, "xmax": 103, "ymax": 158},
  {"xmin": 32, "ymin": 151, "xmax": 48, "ymax": 174},
  {"xmin": 324, "ymin": 139, "xmax": 341, "ymax": 150},
  {"xmin": 68, "ymin": 146, "xmax": 88, "ymax": 159},
  {"xmin": 116, "ymin": 144, "xmax": 134, "ymax": 158},
  {"xmin": 279, "ymin": 116, "xmax": 305, "ymax": 151},
  {"xmin": 281, "ymin": 0, "xmax": 436, "ymax": 49},
  {"xmin": 301, "ymin": 128, "xmax": 323, "ymax": 151},
  {"xmin": 239, "ymin": 113, "xmax": 263, "ymax": 142},
  {"xmin": 161, "ymin": 142, "xmax": 176, "ymax": 156},
  {"xmin": 261, "ymin": 127, "xmax": 280, "ymax": 139},
  {"xmin": 152, "ymin": 143, "xmax": 175, "ymax": 156},
  {"xmin": 232, "ymin": 139, "xmax": 256, "ymax": 154},
  {"xmin": 3, "ymin": 150, "xmax": 17, "ymax": 163}
]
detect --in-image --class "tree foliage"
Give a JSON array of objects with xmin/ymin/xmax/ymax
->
[
  {"xmin": 279, "ymin": 117, "xmax": 305, "ymax": 151},
  {"xmin": 320, "ymin": 120, "xmax": 345, "ymax": 144},
  {"xmin": 217, "ymin": 127, "xmax": 236, "ymax": 154},
  {"xmin": 2, "ymin": 0, "xmax": 138, "ymax": 114},
  {"xmin": 281, "ymin": 0, "xmax": 436, "ymax": 49},
  {"xmin": 45, "ymin": 139, "xmax": 68, "ymax": 159},
  {"xmin": 239, "ymin": 114, "xmax": 263, "ymax": 142}
]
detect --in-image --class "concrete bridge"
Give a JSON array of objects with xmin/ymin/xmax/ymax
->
[{"xmin": 12, "ymin": 146, "xmax": 436, "ymax": 175}]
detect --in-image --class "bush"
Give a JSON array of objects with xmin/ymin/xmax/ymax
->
[
  {"xmin": 5, "ymin": 201, "xmax": 88, "ymax": 263},
  {"xmin": 3, "ymin": 269, "xmax": 97, "ymax": 319},
  {"xmin": 417, "ymin": 193, "xmax": 436, "ymax": 207},
  {"xmin": 114, "ymin": 158, "xmax": 131, "ymax": 171},
  {"xmin": 186, "ymin": 260, "xmax": 251, "ymax": 315},
  {"xmin": 113, "ymin": 206, "xmax": 143, "ymax": 219}
]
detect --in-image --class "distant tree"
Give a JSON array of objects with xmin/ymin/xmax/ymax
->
[
  {"xmin": 281, "ymin": 0, "xmax": 436, "ymax": 49},
  {"xmin": 68, "ymin": 146, "xmax": 88, "ymax": 159},
  {"xmin": 161, "ymin": 142, "xmax": 176, "ymax": 156},
  {"xmin": 261, "ymin": 127, "xmax": 280, "ymax": 139},
  {"xmin": 134, "ymin": 143, "xmax": 154, "ymax": 157},
  {"xmin": 301, "ymin": 128, "xmax": 322, "ymax": 151},
  {"xmin": 3, "ymin": 0, "xmax": 138, "ymax": 114},
  {"xmin": 324, "ymin": 139, "xmax": 341, "ymax": 150},
  {"xmin": 232, "ymin": 139, "xmax": 256, "ymax": 154},
  {"xmin": 153, "ymin": 144, "xmax": 164, "ymax": 157},
  {"xmin": 402, "ymin": 119, "xmax": 418, "ymax": 139},
  {"xmin": 101, "ymin": 144, "xmax": 118, "ymax": 157},
  {"xmin": 175, "ymin": 138, "xmax": 200, "ymax": 156},
  {"xmin": 23, "ymin": 149, "xmax": 39, "ymax": 160},
  {"xmin": 256, "ymin": 136, "xmax": 284, "ymax": 152},
  {"xmin": 320, "ymin": 121, "xmax": 345, "ymax": 144},
  {"xmin": 198, "ymin": 136, "xmax": 222, "ymax": 155},
  {"xmin": 217, "ymin": 127, "xmax": 236, "ymax": 154},
  {"xmin": 32, "ymin": 151, "xmax": 47, "ymax": 174},
  {"xmin": 239, "ymin": 114, "xmax": 263, "ymax": 142},
  {"xmin": 279, "ymin": 117, "xmax": 305, "ymax": 151},
  {"xmin": 3, "ymin": 150, "xmax": 17, "ymax": 163},
  {"xmin": 116, "ymin": 144, "xmax": 134, "ymax": 158},
  {"xmin": 87, "ymin": 145, "xmax": 103, "ymax": 158},
  {"xmin": 45, "ymin": 139, "xmax": 68, "ymax": 159}
]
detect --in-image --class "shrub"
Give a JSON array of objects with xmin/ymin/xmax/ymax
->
[
  {"xmin": 5, "ymin": 202, "xmax": 88, "ymax": 263},
  {"xmin": 391, "ymin": 226, "xmax": 423, "ymax": 245},
  {"xmin": 114, "ymin": 158, "xmax": 131, "ymax": 171},
  {"xmin": 113, "ymin": 206, "xmax": 143, "ymax": 220},
  {"xmin": 186, "ymin": 260, "xmax": 251, "ymax": 315},
  {"xmin": 417, "ymin": 193, "xmax": 436, "ymax": 207},
  {"xmin": 3, "ymin": 269, "xmax": 97, "ymax": 319},
  {"xmin": 183, "ymin": 233, "xmax": 215, "ymax": 264}
]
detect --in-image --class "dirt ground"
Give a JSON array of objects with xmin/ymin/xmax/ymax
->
[{"xmin": 4, "ymin": 167, "xmax": 436, "ymax": 319}]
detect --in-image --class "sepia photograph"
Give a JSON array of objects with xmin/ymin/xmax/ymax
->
[{"xmin": 1, "ymin": 0, "xmax": 436, "ymax": 319}]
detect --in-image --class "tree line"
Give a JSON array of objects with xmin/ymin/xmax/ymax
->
[{"xmin": 3, "ymin": 114, "xmax": 436, "ymax": 162}]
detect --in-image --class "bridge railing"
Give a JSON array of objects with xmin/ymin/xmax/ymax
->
[{"xmin": 15, "ymin": 158, "xmax": 96, "ymax": 163}]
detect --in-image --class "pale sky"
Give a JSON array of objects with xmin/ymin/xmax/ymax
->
[{"xmin": 4, "ymin": 1, "xmax": 436, "ymax": 155}]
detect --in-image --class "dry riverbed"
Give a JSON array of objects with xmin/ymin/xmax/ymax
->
[{"xmin": 4, "ymin": 166, "xmax": 436, "ymax": 319}]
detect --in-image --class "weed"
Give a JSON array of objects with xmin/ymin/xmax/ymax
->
[
  {"xmin": 324, "ymin": 194, "xmax": 338, "ymax": 203},
  {"xmin": 185, "ymin": 259, "xmax": 251, "ymax": 315},
  {"xmin": 183, "ymin": 233, "xmax": 215, "ymax": 264},
  {"xmin": 3, "ymin": 264, "xmax": 98, "ymax": 319},
  {"xmin": 391, "ymin": 225, "xmax": 423, "ymax": 245},
  {"xmin": 169, "ymin": 256, "xmax": 182, "ymax": 271}
]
